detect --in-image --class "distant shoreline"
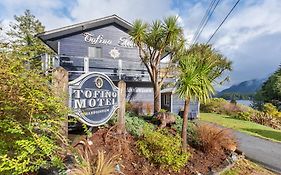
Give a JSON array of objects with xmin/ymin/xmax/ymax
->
[{"xmin": 227, "ymin": 99, "xmax": 252, "ymax": 106}]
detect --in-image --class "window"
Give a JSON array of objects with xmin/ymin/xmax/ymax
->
[
  {"xmin": 164, "ymin": 94, "xmax": 171, "ymax": 106},
  {"xmin": 88, "ymin": 47, "xmax": 102, "ymax": 58}
]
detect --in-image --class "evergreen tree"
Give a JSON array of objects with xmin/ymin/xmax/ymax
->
[
  {"xmin": 6, "ymin": 9, "xmax": 52, "ymax": 68},
  {"xmin": 260, "ymin": 66, "xmax": 281, "ymax": 109},
  {"xmin": 0, "ymin": 21, "xmax": 6, "ymax": 50}
]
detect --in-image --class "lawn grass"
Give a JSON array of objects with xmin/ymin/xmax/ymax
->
[{"xmin": 200, "ymin": 113, "xmax": 281, "ymax": 142}]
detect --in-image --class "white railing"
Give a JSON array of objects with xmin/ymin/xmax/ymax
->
[{"xmin": 41, "ymin": 54, "xmax": 176, "ymax": 82}]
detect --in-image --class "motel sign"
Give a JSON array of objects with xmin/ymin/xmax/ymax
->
[{"xmin": 69, "ymin": 72, "xmax": 119, "ymax": 126}]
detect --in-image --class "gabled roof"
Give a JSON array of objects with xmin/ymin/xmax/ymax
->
[
  {"xmin": 37, "ymin": 14, "xmax": 132, "ymax": 52},
  {"xmin": 38, "ymin": 14, "xmax": 132, "ymax": 40},
  {"xmin": 160, "ymin": 87, "xmax": 177, "ymax": 94}
]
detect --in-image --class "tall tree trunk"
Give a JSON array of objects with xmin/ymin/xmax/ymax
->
[
  {"xmin": 153, "ymin": 83, "xmax": 161, "ymax": 113},
  {"xmin": 182, "ymin": 98, "xmax": 190, "ymax": 152}
]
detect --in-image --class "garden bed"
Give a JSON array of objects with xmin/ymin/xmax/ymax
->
[{"xmin": 71, "ymin": 127, "xmax": 233, "ymax": 175}]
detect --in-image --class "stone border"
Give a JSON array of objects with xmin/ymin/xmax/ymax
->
[{"xmin": 210, "ymin": 150, "xmax": 245, "ymax": 175}]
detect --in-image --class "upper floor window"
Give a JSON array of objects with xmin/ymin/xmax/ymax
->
[{"xmin": 88, "ymin": 47, "xmax": 102, "ymax": 58}]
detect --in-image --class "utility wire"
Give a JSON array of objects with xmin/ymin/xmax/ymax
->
[
  {"xmin": 193, "ymin": 0, "xmax": 222, "ymax": 44},
  {"xmin": 207, "ymin": 0, "xmax": 241, "ymax": 43},
  {"xmin": 191, "ymin": 0, "xmax": 216, "ymax": 44}
]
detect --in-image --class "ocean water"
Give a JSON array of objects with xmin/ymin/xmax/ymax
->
[{"xmin": 228, "ymin": 100, "xmax": 252, "ymax": 107}]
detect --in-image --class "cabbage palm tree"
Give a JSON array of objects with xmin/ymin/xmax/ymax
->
[
  {"xmin": 130, "ymin": 16, "xmax": 185, "ymax": 113},
  {"xmin": 177, "ymin": 44, "xmax": 232, "ymax": 150},
  {"xmin": 177, "ymin": 53, "xmax": 215, "ymax": 150}
]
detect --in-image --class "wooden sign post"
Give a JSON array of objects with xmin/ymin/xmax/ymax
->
[
  {"xmin": 117, "ymin": 80, "xmax": 126, "ymax": 134},
  {"xmin": 52, "ymin": 67, "xmax": 69, "ymax": 139}
]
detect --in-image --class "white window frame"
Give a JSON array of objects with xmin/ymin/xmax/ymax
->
[
  {"xmin": 88, "ymin": 46, "xmax": 102, "ymax": 58},
  {"xmin": 164, "ymin": 94, "xmax": 170, "ymax": 106}
]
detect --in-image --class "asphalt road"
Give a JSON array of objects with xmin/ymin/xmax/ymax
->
[
  {"xmin": 234, "ymin": 131, "xmax": 281, "ymax": 174},
  {"xmin": 200, "ymin": 121, "xmax": 281, "ymax": 174}
]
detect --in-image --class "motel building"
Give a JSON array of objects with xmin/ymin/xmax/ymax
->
[{"xmin": 38, "ymin": 14, "xmax": 199, "ymax": 118}]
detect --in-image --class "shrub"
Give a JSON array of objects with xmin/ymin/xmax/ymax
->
[
  {"xmin": 201, "ymin": 99, "xmax": 281, "ymax": 130},
  {"xmin": 201, "ymin": 98, "xmax": 252, "ymax": 117},
  {"xmin": 200, "ymin": 98, "xmax": 229, "ymax": 113},
  {"xmin": 232, "ymin": 110, "xmax": 281, "ymax": 130},
  {"xmin": 125, "ymin": 102, "xmax": 139, "ymax": 114},
  {"xmin": 137, "ymin": 127, "xmax": 191, "ymax": 172},
  {"xmin": 145, "ymin": 102, "xmax": 153, "ymax": 115},
  {"xmin": 0, "ymin": 54, "xmax": 68, "ymax": 174},
  {"xmin": 230, "ymin": 99, "xmax": 237, "ymax": 105},
  {"xmin": 196, "ymin": 124, "xmax": 237, "ymax": 153},
  {"xmin": 107, "ymin": 113, "xmax": 117, "ymax": 126},
  {"xmin": 171, "ymin": 116, "xmax": 199, "ymax": 146},
  {"xmin": 126, "ymin": 102, "xmax": 152, "ymax": 115},
  {"xmin": 159, "ymin": 108, "xmax": 168, "ymax": 113},
  {"xmin": 68, "ymin": 149, "xmax": 93, "ymax": 175},
  {"xmin": 125, "ymin": 112, "xmax": 153, "ymax": 137},
  {"xmin": 233, "ymin": 111, "xmax": 252, "ymax": 121},
  {"xmin": 262, "ymin": 103, "xmax": 281, "ymax": 119},
  {"xmin": 171, "ymin": 115, "xmax": 184, "ymax": 133},
  {"xmin": 251, "ymin": 112, "xmax": 281, "ymax": 130},
  {"xmin": 125, "ymin": 102, "xmax": 134, "ymax": 113}
]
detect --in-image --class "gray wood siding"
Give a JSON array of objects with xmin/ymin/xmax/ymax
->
[
  {"xmin": 171, "ymin": 94, "xmax": 185, "ymax": 114},
  {"xmin": 57, "ymin": 24, "xmax": 150, "ymax": 83},
  {"xmin": 55, "ymin": 23, "xmax": 154, "ymax": 106},
  {"xmin": 59, "ymin": 24, "xmax": 139, "ymax": 62},
  {"xmin": 126, "ymin": 87, "xmax": 154, "ymax": 103},
  {"xmin": 171, "ymin": 94, "xmax": 199, "ymax": 117}
]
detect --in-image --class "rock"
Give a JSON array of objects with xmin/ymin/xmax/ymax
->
[{"xmin": 38, "ymin": 167, "xmax": 59, "ymax": 175}]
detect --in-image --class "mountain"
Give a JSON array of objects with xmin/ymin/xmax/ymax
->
[{"xmin": 217, "ymin": 78, "xmax": 267, "ymax": 99}]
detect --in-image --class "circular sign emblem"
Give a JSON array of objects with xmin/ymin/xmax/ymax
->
[
  {"xmin": 69, "ymin": 72, "xmax": 119, "ymax": 126},
  {"xmin": 95, "ymin": 77, "xmax": 103, "ymax": 88}
]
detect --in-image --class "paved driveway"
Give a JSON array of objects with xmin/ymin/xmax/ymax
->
[
  {"xmin": 234, "ymin": 131, "xmax": 281, "ymax": 174},
  {"xmin": 200, "ymin": 121, "xmax": 281, "ymax": 174}
]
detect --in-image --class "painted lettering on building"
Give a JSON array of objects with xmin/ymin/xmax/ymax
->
[
  {"xmin": 83, "ymin": 32, "xmax": 137, "ymax": 48},
  {"xmin": 83, "ymin": 32, "xmax": 112, "ymax": 45},
  {"xmin": 118, "ymin": 36, "xmax": 137, "ymax": 48}
]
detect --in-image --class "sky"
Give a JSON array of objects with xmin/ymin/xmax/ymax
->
[{"xmin": 0, "ymin": 0, "xmax": 280, "ymax": 90}]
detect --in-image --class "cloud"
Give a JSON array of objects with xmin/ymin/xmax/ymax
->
[
  {"xmin": 228, "ymin": 32, "xmax": 281, "ymax": 82},
  {"xmin": 212, "ymin": 0, "xmax": 281, "ymax": 87},
  {"xmin": 0, "ymin": 0, "xmax": 178, "ymax": 30},
  {"xmin": 214, "ymin": 0, "xmax": 281, "ymax": 51},
  {"xmin": 70, "ymin": 0, "xmax": 176, "ymax": 23},
  {"xmin": 178, "ymin": 0, "xmax": 281, "ymax": 88},
  {"xmin": 0, "ymin": 0, "xmax": 280, "ymax": 89},
  {"xmin": 0, "ymin": 0, "xmax": 73, "ymax": 29}
]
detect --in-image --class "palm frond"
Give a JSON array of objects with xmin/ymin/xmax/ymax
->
[
  {"xmin": 176, "ymin": 53, "xmax": 215, "ymax": 102},
  {"xmin": 130, "ymin": 20, "xmax": 148, "ymax": 45}
]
